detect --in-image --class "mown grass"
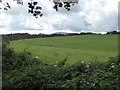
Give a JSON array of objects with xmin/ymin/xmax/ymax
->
[{"xmin": 10, "ymin": 35, "xmax": 118, "ymax": 65}]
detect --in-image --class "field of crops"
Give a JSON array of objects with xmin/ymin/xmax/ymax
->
[{"xmin": 10, "ymin": 35, "xmax": 118, "ymax": 65}]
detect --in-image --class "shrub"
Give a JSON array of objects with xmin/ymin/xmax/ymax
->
[{"xmin": 2, "ymin": 41, "xmax": 120, "ymax": 89}]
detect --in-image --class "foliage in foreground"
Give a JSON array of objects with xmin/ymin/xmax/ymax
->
[{"xmin": 2, "ymin": 42, "xmax": 120, "ymax": 89}]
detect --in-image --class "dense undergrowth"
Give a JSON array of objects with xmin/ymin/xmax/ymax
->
[{"xmin": 2, "ymin": 41, "xmax": 120, "ymax": 89}]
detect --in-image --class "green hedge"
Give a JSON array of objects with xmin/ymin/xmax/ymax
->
[{"xmin": 2, "ymin": 42, "xmax": 120, "ymax": 89}]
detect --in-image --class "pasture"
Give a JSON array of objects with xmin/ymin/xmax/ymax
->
[{"xmin": 10, "ymin": 35, "xmax": 118, "ymax": 65}]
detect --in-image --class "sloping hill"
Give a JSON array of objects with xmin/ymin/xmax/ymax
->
[{"xmin": 10, "ymin": 35, "xmax": 118, "ymax": 65}]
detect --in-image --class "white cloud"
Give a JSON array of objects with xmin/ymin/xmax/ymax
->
[{"xmin": 0, "ymin": 0, "xmax": 119, "ymax": 34}]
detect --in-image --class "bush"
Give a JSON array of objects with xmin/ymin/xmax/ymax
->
[{"xmin": 2, "ymin": 42, "xmax": 120, "ymax": 89}]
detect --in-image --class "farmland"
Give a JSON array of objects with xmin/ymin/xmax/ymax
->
[
  {"xmin": 10, "ymin": 34, "xmax": 118, "ymax": 65},
  {"xmin": 3, "ymin": 34, "xmax": 120, "ymax": 89}
]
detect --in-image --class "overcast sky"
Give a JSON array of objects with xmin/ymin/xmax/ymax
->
[{"xmin": 0, "ymin": 0, "xmax": 119, "ymax": 34}]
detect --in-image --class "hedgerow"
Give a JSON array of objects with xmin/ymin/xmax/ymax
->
[{"xmin": 2, "ymin": 42, "xmax": 120, "ymax": 89}]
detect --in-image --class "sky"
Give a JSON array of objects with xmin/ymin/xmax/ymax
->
[{"xmin": 0, "ymin": 0, "xmax": 119, "ymax": 34}]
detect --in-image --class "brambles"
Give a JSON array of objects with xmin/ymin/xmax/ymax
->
[{"xmin": 2, "ymin": 41, "xmax": 120, "ymax": 89}]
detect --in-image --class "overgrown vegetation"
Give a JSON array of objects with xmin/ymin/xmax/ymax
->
[{"xmin": 2, "ymin": 41, "xmax": 120, "ymax": 89}]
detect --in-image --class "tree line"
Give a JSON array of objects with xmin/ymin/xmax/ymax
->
[{"xmin": 2, "ymin": 30, "xmax": 120, "ymax": 41}]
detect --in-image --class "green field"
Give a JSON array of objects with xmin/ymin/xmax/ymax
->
[{"xmin": 10, "ymin": 35, "xmax": 118, "ymax": 65}]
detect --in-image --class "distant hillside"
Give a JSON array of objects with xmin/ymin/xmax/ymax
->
[{"xmin": 2, "ymin": 30, "xmax": 119, "ymax": 41}]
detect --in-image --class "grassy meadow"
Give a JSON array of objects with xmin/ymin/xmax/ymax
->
[{"xmin": 10, "ymin": 35, "xmax": 118, "ymax": 65}]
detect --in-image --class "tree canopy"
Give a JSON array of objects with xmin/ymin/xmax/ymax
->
[{"xmin": 0, "ymin": 0, "xmax": 79, "ymax": 18}]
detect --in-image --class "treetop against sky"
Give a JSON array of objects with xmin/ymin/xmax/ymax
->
[{"xmin": 0, "ymin": 0, "xmax": 118, "ymax": 34}]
